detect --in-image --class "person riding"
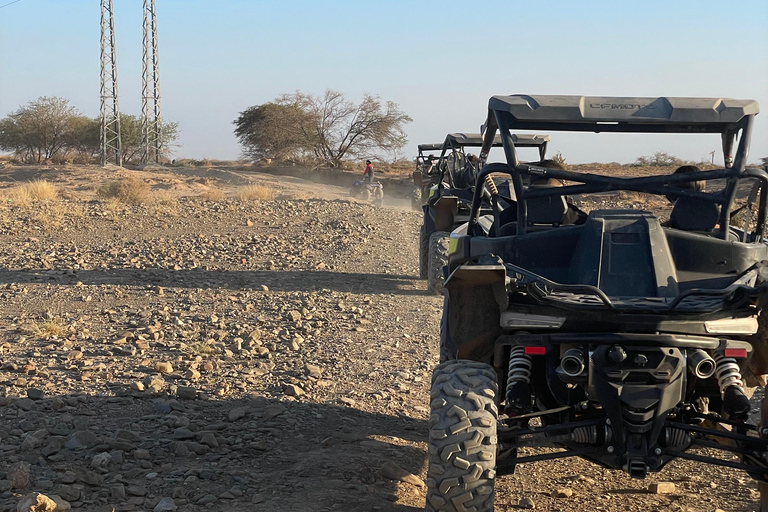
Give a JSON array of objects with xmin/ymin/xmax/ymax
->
[
  {"xmin": 424, "ymin": 155, "xmax": 435, "ymax": 175},
  {"xmin": 529, "ymin": 159, "xmax": 588, "ymax": 225},
  {"xmin": 363, "ymin": 160, "xmax": 374, "ymax": 183},
  {"xmin": 665, "ymin": 165, "xmax": 705, "ymax": 203}
]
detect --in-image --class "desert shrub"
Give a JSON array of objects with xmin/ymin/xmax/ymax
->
[
  {"xmin": 552, "ymin": 151, "xmax": 567, "ymax": 166},
  {"xmin": 238, "ymin": 184, "xmax": 277, "ymax": 201},
  {"xmin": 200, "ymin": 187, "xmax": 226, "ymax": 201},
  {"xmin": 634, "ymin": 151, "xmax": 683, "ymax": 167},
  {"xmin": 97, "ymin": 176, "xmax": 151, "ymax": 204},
  {"xmin": 32, "ymin": 319, "xmax": 65, "ymax": 338}
]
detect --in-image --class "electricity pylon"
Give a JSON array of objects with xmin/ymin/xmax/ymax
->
[
  {"xmin": 141, "ymin": 0, "xmax": 162, "ymax": 164},
  {"xmin": 99, "ymin": 0, "xmax": 122, "ymax": 167}
]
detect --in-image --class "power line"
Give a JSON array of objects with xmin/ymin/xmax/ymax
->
[{"xmin": 0, "ymin": 0, "xmax": 23, "ymax": 9}]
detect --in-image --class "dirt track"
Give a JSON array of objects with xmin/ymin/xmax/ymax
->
[{"xmin": 0, "ymin": 164, "xmax": 762, "ymax": 512}]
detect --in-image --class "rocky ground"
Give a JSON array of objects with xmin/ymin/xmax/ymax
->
[{"xmin": 0, "ymin": 164, "xmax": 762, "ymax": 512}]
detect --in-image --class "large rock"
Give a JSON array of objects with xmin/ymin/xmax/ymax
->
[
  {"xmin": 8, "ymin": 461, "xmax": 31, "ymax": 490},
  {"xmin": 16, "ymin": 493, "xmax": 56, "ymax": 512},
  {"xmin": 152, "ymin": 497, "xmax": 177, "ymax": 511},
  {"xmin": 49, "ymin": 496, "xmax": 70, "ymax": 512},
  {"xmin": 65, "ymin": 431, "xmax": 98, "ymax": 450},
  {"xmin": 379, "ymin": 461, "xmax": 424, "ymax": 487}
]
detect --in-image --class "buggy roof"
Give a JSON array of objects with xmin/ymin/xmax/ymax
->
[
  {"xmin": 417, "ymin": 143, "xmax": 444, "ymax": 152},
  {"xmin": 489, "ymin": 95, "xmax": 759, "ymax": 133},
  {"xmin": 445, "ymin": 132, "xmax": 549, "ymax": 147}
]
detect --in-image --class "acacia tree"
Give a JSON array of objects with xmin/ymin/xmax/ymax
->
[
  {"xmin": 0, "ymin": 96, "xmax": 78, "ymax": 163},
  {"xmin": 233, "ymin": 102, "xmax": 311, "ymax": 162},
  {"xmin": 64, "ymin": 116, "xmax": 100, "ymax": 163},
  {"xmin": 118, "ymin": 114, "xmax": 179, "ymax": 164},
  {"xmin": 235, "ymin": 90, "xmax": 412, "ymax": 167},
  {"xmin": 0, "ymin": 97, "xmax": 179, "ymax": 164}
]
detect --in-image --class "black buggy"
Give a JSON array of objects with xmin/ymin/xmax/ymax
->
[
  {"xmin": 427, "ymin": 94, "xmax": 768, "ymax": 511},
  {"xmin": 419, "ymin": 132, "xmax": 549, "ymax": 294},
  {"xmin": 412, "ymin": 142, "xmax": 444, "ymax": 211}
]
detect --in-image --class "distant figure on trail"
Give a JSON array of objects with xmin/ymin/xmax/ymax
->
[{"xmin": 363, "ymin": 160, "xmax": 374, "ymax": 183}]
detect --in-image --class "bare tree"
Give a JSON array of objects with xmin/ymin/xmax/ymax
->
[
  {"xmin": 281, "ymin": 90, "xmax": 412, "ymax": 167},
  {"xmin": 235, "ymin": 90, "xmax": 412, "ymax": 168}
]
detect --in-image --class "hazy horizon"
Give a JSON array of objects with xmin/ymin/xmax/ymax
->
[{"xmin": 1, "ymin": 0, "xmax": 767, "ymax": 165}]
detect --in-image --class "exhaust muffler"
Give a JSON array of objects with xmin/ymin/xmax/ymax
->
[
  {"xmin": 560, "ymin": 348, "xmax": 587, "ymax": 377},
  {"xmin": 688, "ymin": 349, "xmax": 716, "ymax": 379}
]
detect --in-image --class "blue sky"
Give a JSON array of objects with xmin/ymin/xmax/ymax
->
[{"xmin": 1, "ymin": 0, "xmax": 767, "ymax": 164}]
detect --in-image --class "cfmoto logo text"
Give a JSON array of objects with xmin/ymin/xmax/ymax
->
[{"xmin": 589, "ymin": 103, "xmax": 657, "ymax": 110}]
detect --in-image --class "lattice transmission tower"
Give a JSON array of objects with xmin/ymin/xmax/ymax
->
[
  {"xmin": 99, "ymin": 0, "xmax": 122, "ymax": 166},
  {"xmin": 141, "ymin": 0, "xmax": 162, "ymax": 164}
]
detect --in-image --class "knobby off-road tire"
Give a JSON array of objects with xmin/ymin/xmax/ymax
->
[
  {"xmin": 760, "ymin": 386, "xmax": 768, "ymax": 511},
  {"xmin": 419, "ymin": 224, "xmax": 431, "ymax": 279},
  {"xmin": 361, "ymin": 189, "xmax": 371, "ymax": 200},
  {"xmin": 426, "ymin": 360, "xmax": 498, "ymax": 512},
  {"xmin": 428, "ymin": 231, "xmax": 450, "ymax": 295},
  {"xmin": 374, "ymin": 188, "xmax": 384, "ymax": 200}
]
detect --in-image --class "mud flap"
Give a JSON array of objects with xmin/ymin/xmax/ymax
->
[
  {"xmin": 444, "ymin": 264, "xmax": 507, "ymax": 362},
  {"xmin": 747, "ymin": 294, "xmax": 768, "ymax": 387}
]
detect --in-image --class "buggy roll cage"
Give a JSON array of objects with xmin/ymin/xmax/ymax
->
[
  {"xmin": 468, "ymin": 95, "xmax": 764, "ymax": 239},
  {"xmin": 436, "ymin": 132, "xmax": 550, "ymax": 189},
  {"xmin": 417, "ymin": 143, "xmax": 444, "ymax": 153}
]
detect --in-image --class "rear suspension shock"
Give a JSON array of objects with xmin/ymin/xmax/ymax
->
[
  {"xmin": 714, "ymin": 351, "xmax": 750, "ymax": 419},
  {"xmin": 714, "ymin": 351, "xmax": 744, "ymax": 397},
  {"xmin": 505, "ymin": 346, "xmax": 532, "ymax": 413}
]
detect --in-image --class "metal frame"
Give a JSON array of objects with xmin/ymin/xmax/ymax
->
[
  {"xmin": 141, "ymin": 0, "xmax": 162, "ymax": 164},
  {"xmin": 99, "ymin": 0, "xmax": 122, "ymax": 167},
  {"xmin": 437, "ymin": 133, "xmax": 549, "ymax": 188},
  {"xmin": 469, "ymin": 95, "xmax": 762, "ymax": 239}
]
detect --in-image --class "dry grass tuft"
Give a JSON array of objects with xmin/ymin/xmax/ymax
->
[
  {"xmin": 154, "ymin": 190, "xmax": 178, "ymax": 206},
  {"xmin": 32, "ymin": 320, "xmax": 66, "ymax": 338},
  {"xmin": 8, "ymin": 180, "xmax": 58, "ymax": 206},
  {"xmin": 284, "ymin": 191, "xmax": 314, "ymax": 200},
  {"xmin": 200, "ymin": 187, "xmax": 226, "ymax": 201},
  {"xmin": 187, "ymin": 340, "xmax": 219, "ymax": 355},
  {"xmin": 238, "ymin": 184, "xmax": 277, "ymax": 201},
  {"xmin": 98, "ymin": 176, "xmax": 151, "ymax": 204},
  {"xmin": 617, "ymin": 190, "xmax": 653, "ymax": 203}
]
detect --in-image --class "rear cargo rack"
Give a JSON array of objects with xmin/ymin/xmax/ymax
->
[{"xmin": 506, "ymin": 263, "xmax": 759, "ymax": 313}]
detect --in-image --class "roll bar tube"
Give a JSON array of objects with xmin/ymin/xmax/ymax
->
[{"xmin": 468, "ymin": 115, "xmax": 760, "ymax": 239}]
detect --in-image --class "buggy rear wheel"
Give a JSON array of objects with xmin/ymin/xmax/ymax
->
[
  {"xmin": 427, "ymin": 231, "xmax": 450, "ymax": 295},
  {"xmin": 361, "ymin": 189, "xmax": 371, "ymax": 200},
  {"xmin": 426, "ymin": 360, "xmax": 498, "ymax": 512},
  {"xmin": 760, "ymin": 387, "xmax": 768, "ymax": 511}
]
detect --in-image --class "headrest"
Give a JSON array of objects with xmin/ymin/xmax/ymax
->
[
  {"xmin": 669, "ymin": 198, "xmax": 720, "ymax": 231},
  {"xmin": 527, "ymin": 194, "xmax": 568, "ymax": 225}
]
